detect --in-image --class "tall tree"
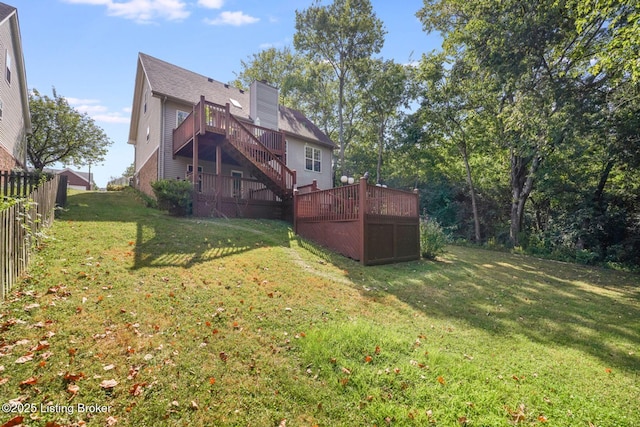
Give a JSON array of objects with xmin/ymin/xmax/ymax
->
[
  {"xmin": 357, "ymin": 59, "xmax": 412, "ymax": 184},
  {"xmin": 294, "ymin": 0, "xmax": 385, "ymax": 176},
  {"xmin": 412, "ymin": 53, "xmax": 492, "ymax": 243},
  {"xmin": 27, "ymin": 89, "xmax": 112, "ymax": 171},
  {"xmin": 418, "ymin": 0, "xmax": 609, "ymax": 246}
]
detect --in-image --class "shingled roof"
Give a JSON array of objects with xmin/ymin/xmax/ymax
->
[
  {"xmin": 138, "ymin": 53, "xmax": 335, "ymax": 148},
  {"xmin": 0, "ymin": 3, "xmax": 16, "ymax": 22}
]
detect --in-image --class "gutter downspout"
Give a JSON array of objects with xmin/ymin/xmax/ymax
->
[{"xmin": 159, "ymin": 96, "xmax": 166, "ymax": 180}]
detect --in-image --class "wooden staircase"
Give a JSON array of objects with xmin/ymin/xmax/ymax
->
[
  {"xmin": 173, "ymin": 99, "xmax": 296, "ymax": 200},
  {"xmin": 224, "ymin": 115, "xmax": 295, "ymax": 200}
]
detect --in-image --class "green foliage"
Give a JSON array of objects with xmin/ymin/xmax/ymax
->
[
  {"xmin": 124, "ymin": 186, "xmax": 158, "ymax": 209},
  {"xmin": 27, "ymin": 88, "xmax": 113, "ymax": 171},
  {"xmin": 106, "ymin": 184, "xmax": 126, "ymax": 192},
  {"xmin": 151, "ymin": 179, "xmax": 193, "ymax": 216},
  {"xmin": 294, "ymin": 0, "xmax": 386, "ymax": 173},
  {"xmin": 420, "ymin": 217, "xmax": 448, "ymax": 259}
]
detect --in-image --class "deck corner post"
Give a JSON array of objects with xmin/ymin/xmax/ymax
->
[
  {"xmin": 293, "ymin": 188, "xmax": 299, "ymax": 234},
  {"xmin": 199, "ymin": 95, "xmax": 206, "ymax": 134},
  {"xmin": 359, "ymin": 176, "xmax": 368, "ymax": 265},
  {"xmin": 225, "ymin": 103, "xmax": 231, "ymax": 139}
]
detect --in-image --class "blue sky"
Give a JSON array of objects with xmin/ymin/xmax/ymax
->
[{"xmin": 11, "ymin": 0, "xmax": 441, "ymax": 187}]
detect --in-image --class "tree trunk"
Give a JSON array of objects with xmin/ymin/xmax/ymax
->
[
  {"xmin": 459, "ymin": 142, "xmax": 481, "ymax": 243},
  {"xmin": 376, "ymin": 122, "xmax": 385, "ymax": 184},
  {"xmin": 338, "ymin": 75, "xmax": 345, "ymax": 175},
  {"xmin": 509, "ymin": 149, "xmax": 541, "ymax": 247}
]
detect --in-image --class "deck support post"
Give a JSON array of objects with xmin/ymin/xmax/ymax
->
[
  {"xmin": 216, "ymin": 144, "xmax": 222, "ymax": 214},
  {"xmin": 358, "ymin": 176, "xmax": 368, "ymax": 265}
]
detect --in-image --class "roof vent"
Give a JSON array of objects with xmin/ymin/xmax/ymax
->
[
  {"xmin": 229, "ymin": 98, "xmax": 242, "ymax": 109},
  {"xmin": 224, "ymin": 84, "xmax": 229, "ymax": 88},
  {"xmin": 207, "ymin": 77, "xmax": 214, "ymax": 83}
]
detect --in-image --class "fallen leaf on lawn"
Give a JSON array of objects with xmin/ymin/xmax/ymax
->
[
  {"xmin": 458, "ymin": 416, "xmax": 468, "ymax": 425},
  {"xmin": 219, "ymin": 352, "xmax": 229, "ymax": 362},
  {"xmin": 365, "ymin": 355, "xmax": 373, "ymax": 363},
  {"xmin": 538, "ymin": 415, "xmax": 548, "ymax": 423},
  {"xmin": 437, "ymin": 376, "xmax": 446, "ymax": 385},
  {"xmin": 19, "ymin": 376, "xmax": 38, "ymax": 387},
  {"xmin": 106, "ymin": 416, "xmax": 118, "ymax": 426},
  {"xmin": 67, "ymin": 384, "xmax": 80, "ymax": 395},
  {"xmin": 129, "ymin": 382, "xmax": 147, "ymax": 396},
  {"xmin": 100, "ymin": 379, "xmax": 118, "ymax": 389},
  {"xmin": 605, "ymin": 368, "xmax": 612, "ymax": 374},
  {"xmin": 63, "ymin": 372, "xmax": 84, "ymax": 383},
  {"xmin": 15, "ymin": 353, "xmax": 34, "ymax": 364},
  {"xmin": 127, "ymin": 366, "xmax": 140, "ymax": 380},
  {"xmin": 0, "ymin": 378, "xmax": 9, "ymax": 386},
  {"xmin": 341, "ymin": 367, "xmax": 351, "ymax": 375},
  {"xmin": 103, "ymin": 364, "xmax": 115, "ymax": 371},
  {"xmin": 374, "ymin": 346, "xmax": 381, "ymax": 354},
  {"xmin": 31, "ymin": 341, "xmax": 50, "ymax": 352},
  {"xmin": 24, "ymin": 303, "xmax": 40, "ymax": 311},
  {"xmin": 209, "ymin": 377, "xmax": 216, "ymax": 385},
  {"xmin": 190, "ymin": 400, "xmax": 199, "ymax": 410},
  {"xmin": 1, "ymin": 415, "xmax": 24, "ymax": 427}
]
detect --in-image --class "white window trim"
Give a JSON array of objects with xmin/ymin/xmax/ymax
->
[
  {"xmin": 5, "ymin": 50, "xmax": 11, "ymax": 84},
  {"xmin": 305, "ymin": 145, "xmax": 322, "ymax": 173}
]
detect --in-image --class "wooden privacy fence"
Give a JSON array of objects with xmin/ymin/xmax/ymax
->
[
  {"xmin": 1, "ymin": 174, "xmax": 60, "ymax": 299},
  {"xmin": 1, "ymin": 170, "xmax": 41, "ymax": 196},
  {"xmin": 294, "ymin": 177, "xmax": 420, "ymax": 265}
]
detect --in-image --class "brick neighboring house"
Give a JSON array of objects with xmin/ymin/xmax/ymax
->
[
  {"xmin": 128, "ymin": 53, "xmax": 336, "ymax": 219},
  {"xmin": 0, "ymin": 2, "xmax": 30, "ymax": 171},
  {"xmin": 43, "ymin": 167, "xmax": 92, "ymax": 191}
]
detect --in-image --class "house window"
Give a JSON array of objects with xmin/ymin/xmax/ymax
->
[
  {"xmin": 143, "ymin": 90, "xmax": 148, "ymax": 114},
  {"xmin": 176, "ymin": 110, "xmax": 189, "ymax": 126},
  {"xmin": 0, "ymin": 99, "xmax": 3, "ymax": 120},
  {"xmin": 187, "ymin": 164, "xmax": 203, "ymax": 173},
  {"xmin": 146, "ymin": 126, "xmax": 150, "ymax": 142},
  {"xmin": 305, "ymin": 146, "xmax": 321, "ymax": 172},
  {"xmin": 5, "ymin": 50, "xmax": 11, "ymax": 84}
]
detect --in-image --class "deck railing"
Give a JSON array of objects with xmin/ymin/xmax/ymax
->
[
  {"xmin": 188, "ymin": 171, "xmax": 280, "ymax": 201},
  {"xmin": 295, "ymin": 181, "xmax": 418, "ymax": 221},
  {"xmin": 294, "ymin": 178, "xmax": 420, "ymax": 265}
]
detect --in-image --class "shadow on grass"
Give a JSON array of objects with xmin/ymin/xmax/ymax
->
[
  {"xmin": 58, "ymin": 191, "xmax": 291, "ymax": 270},
  {"xmin": 59, "ymin": 192, "xmax": 640, "ymax": 372},
  {"xmin": 330, "ymin": 244, "xmax": 640, "ymax": 372}
]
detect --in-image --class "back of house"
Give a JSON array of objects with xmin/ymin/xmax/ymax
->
[
  {"xmin": 0, "ymin": 2, "xmax": 30, "ymax": 171},
  {"xmin": 127, "ymin": 53, "xmax": 335, "ymax": 219}
]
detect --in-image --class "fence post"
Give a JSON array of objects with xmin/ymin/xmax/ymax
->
[{"xmin": 293, "ymin": 188, "xmax": 299, "ymax": 234}]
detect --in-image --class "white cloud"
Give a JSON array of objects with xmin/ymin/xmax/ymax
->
[
  {"xmin": 204, "ymin": 11, "xmax": 259, "ymax": 26},
  {"xmin": 66, "ymin": 98, "xmax": 130, "ymax": 124},
  {"xmin": 62, "ymin": 0, "xmax": 190, "ymax": 23},
  {"xmin": 197, "ymin": 0, "xmax": 223, "ymax": 9}
]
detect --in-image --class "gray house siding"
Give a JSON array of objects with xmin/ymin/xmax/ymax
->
[{"xmin": 0, "ymin": 5, "xmax": 28, "ymax": 168}]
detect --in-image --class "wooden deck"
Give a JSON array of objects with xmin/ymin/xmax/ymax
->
[{"xmin": 294, "ymin": 178, "xmax": 420, "ymax": 265}]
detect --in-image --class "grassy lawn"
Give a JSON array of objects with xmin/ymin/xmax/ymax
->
[{"xmin": 1, "ymin": 190, "xmax": 639, "ymax": 426}]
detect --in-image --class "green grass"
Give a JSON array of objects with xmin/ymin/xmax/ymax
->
[{"xmin": 1, "ymin": 189, "xmax": 639, "ymax": 426}]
